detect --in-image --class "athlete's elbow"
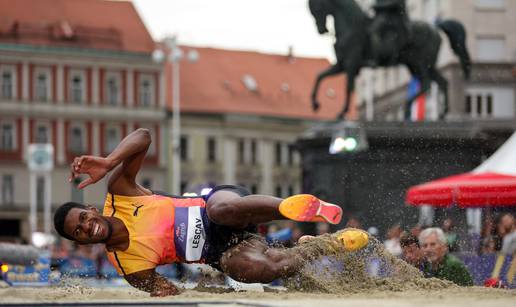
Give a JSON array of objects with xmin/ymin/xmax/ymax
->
[{"xmin": 136, "ymin": 128, "xmax": 152, "ymax": 146}]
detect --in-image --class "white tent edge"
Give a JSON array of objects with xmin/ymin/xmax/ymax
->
[{"xmin": 473, "ymin": 131, "xmax": 516, "ymax": 176}]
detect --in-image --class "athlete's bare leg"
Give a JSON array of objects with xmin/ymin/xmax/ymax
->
[
  {"xmin": 220, "ymin": 230, "xmax": 370, "ymax": 283},
  {"xmin": 219, "ymin": 237, "xmax": 310, "ymax": 283},
  {"xmin": 206, "ymin": 190, "xmax": 284, "ymax": 229}
]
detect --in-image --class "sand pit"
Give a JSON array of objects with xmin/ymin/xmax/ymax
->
[
  {"xmin": 1, "ymin": 232, "xmax": 514, "ymax": 306},
  {"xmin": 0, "ymin": 286, "xmax": 515, "ymax": 307}
]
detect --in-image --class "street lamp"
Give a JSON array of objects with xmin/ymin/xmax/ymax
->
[{"xmin": 153, "ymin": 37, "xmax": 198, "ymax": 195}]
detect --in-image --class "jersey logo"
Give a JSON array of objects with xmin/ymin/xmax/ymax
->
[{"xmin": 132, "ymin": 204, "xmax": 144, "ymax": 216}]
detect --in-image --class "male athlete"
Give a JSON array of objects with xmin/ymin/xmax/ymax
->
[{"xmin": 54, "ymin": 129, "xmax": 369, "ymax": 296}]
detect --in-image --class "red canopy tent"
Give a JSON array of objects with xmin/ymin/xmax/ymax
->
[{"xmin": 406, "ymin": 132, "xmax": 516, "ymax": 208}]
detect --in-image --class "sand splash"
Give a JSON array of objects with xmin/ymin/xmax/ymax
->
[{"xmin": 284, "ymin": 230, "xmax": 454, "ymax": 293}]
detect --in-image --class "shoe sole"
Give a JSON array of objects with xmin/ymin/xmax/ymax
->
[
  {"xmin": 279, "ymin": 194, "xmax": 342, "ymax": 224},
  {"xmin": 336, "ymin": 228, "xmax": 369, "ymax": 252}
]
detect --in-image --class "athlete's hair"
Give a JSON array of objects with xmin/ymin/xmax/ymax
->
[{"xmin": 54, "ymin": 202, "xmax": 87, "ymax": 240}]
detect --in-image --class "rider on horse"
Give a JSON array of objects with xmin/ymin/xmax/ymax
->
[{"xmin": 369, "ymin": 0, "xmax": 411, "ymax": 66}]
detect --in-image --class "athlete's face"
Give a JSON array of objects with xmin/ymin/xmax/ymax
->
[{"xmin": 63, "ymin": 207, "xmax": 112, "ymax": 244}]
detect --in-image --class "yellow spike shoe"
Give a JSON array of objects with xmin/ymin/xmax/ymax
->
[
  {"xmin": 279, "ymin": 194, "xmax": 343, "ymax": 224},
  {"xmin": 335, "ymin": 228, "xmax": 369, "ymax": 252}
]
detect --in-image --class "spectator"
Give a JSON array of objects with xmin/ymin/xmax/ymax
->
[
  {"xmin": 480, "ymin": 236, "xmax": 497, "ymax": 254},
  {"xmin": 400, "ymin": 233, "xmax": 423, "ymax": 269},
  {"xmin": 419, "ymin": 227, "xmax": 473, "ymax": 286},
  {"xmin": 500, "ymin": 213, "xmax": 516, "ymax": 255},
  {"xmin": 384, "ymin": 224, "xmax": 402, "ymax": 257},
  {"xmin": 316, "ymin": 222, "xmax": 331, "ymax": 235},
  {"xmin": 442, "ymin": 218, "xmax": 458, "ymax": 252},
  {"xmin": 346, "ymin": 217, "xmax": 362, "ymax": 229},
  {"xmin": 480, "ymin": 215, "xmax": 496, "ymax": 253},
  {"xmin": 494, "ymin": 213, "xmax": 514, "ymax": 251},
  {"xmin": 410, "ymin": 224, "xmax": 423, "ymax": 238}
]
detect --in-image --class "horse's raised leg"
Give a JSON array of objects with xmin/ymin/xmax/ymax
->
[
  {"xmin": 337, "ymin": 67, "xmax": 358, "ymax": 120},
  {"xmin": 429, "ymin": 68, "xmax": 449, "ymax": 120},
  {"xmin": 311, "ymin": 64, "xmax": 343, "ymax": 112}
]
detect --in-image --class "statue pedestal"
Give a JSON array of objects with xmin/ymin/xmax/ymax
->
[{"xmin": 296, "ymin": 121, "xmax": 509, "ymax": 235}]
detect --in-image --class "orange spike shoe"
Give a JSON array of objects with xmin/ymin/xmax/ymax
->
[
  {"xmin": 279, "ymin": 194, "xmax": 343, "ymax": 224},
  {"xmin": 335, "ymin": 228, "xmax": 369, "ymax": 252}
]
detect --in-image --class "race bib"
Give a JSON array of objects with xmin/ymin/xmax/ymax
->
[{"xmin": 174, "ymin": 206, "xmax": 210, "ymax": 262}]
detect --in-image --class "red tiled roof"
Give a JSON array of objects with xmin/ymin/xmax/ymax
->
[
  {"xmin": 166, "ymin": 47, "xmax": 357, "ymax": 121},
  {"xmin": 0, "ymin": 0, "xmax": 154, "ymax": 53}
]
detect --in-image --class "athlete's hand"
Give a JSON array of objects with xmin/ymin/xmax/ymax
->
[{"xmin": 69, "ymin": 155, "xmax": 112, "ymax": 189}]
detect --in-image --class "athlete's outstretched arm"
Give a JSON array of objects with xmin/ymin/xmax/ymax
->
[
  {"xmin": 69, "ymin": 128, "xmax": 151, "ymax": 190},
  {"xmin": 124, "ymin": 269, "xmax": 180, "ymax": 297}
]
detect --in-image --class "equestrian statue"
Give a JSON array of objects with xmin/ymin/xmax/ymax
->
[{"xmin": 309, "ymin": 0, "xmax": 471, "ymax": 120}]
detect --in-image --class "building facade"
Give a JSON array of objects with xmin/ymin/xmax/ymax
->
[
  {"xmin": 165, "ymin": 46, "xmax": 349, "ymax": 197},
  {"xmin": 355, "ymin": 0, "xmax": 516, "ymax": 121},
  {"xmin": 0, "ymin": 0, "xmax": 166, "ymax": 240}
]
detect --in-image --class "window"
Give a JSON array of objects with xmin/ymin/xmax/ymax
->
[
  {"xmin": 465, "ymin": 87, "xmax": 514, "ymax": 119},
  {"xmin": 180, "ymin": 181, "xmax": 188, "ymax": 195},
  {"xmin": 275, "ymin": 142, "xmax": 282, "ymax": 166},
  {"xmin": 180, "ymin": 135, "xmax": 188, "ymax": 161},
  {"xmin": 250, "ymin": 139, "xmax": 257, "ymax": 165},
  {"xmin": 1, "ymin": 70, "xmax": 13, "ymax": 99},
  {"xmin": 1, "ymin": 123, "xmax": 15, "ymax": 151},
  {"xmin": 465, "ymin": 95, "xmax": 472, "ymax": 114},
  {"xmin": 36, "ymin": 176, "xmax": 45, "ymax": 209},
  {"xmin": 105, "ymin": 127, "xmax": 120, "ymax": 154},
  {"xmin": 275, "ymin": 185, "xmax": 282, "ymax": 198},
  {"xmin": 35, "ymin": 125, "xmax": 49, "ymax": 143},
  {"xmin": 70, "ymin": 72, "xmax": 85, "ymax": 104},
  {"xmin": 139, "ymin": 75, "xmax": 154, "ymax": 107},
  {"xmin": 288, "ymin": 145, "xmax": 295, "ymax": 166},
  {"xmin": 486, "ymin": 94, "xmax": 493, "ymax": 115},
  {"xmin": 1, "ymin": 174, "xmax": 14, "ymax": 205},
  {"xmin": 207, "ymin": 137, "xmax": 216, "ymax": 162},
  {"xmin": 106, "ymin": 76, "xmax": 119, "ymax": 105},
  {"xmin": 34, "ymin": 70, "xmax": 50, "ymax": 102},
  {"xmin": 71, "ymin": 178, "xmax": 84, "ymax": 204},
  {"xmin": 250, "ymin": 184, "xmax": 258, "ymax": 194},
  {"xmin": 475, "ymin": 0, "xmax": 504, "ymax": 9},
  {"xmin": 69, "ymin": 126, "xmax": 85, "ymax": 153},
  {"xmin": 141, "ymin": 178, "xmax": 152, "ymax": 189},
  {"xmin": 476, "ymin": 95, "xmax": 482, "ymax": 114},
  {"xmin": 238, "ymin": 139, "xmax": 245, "ymax": 164},
  {"xmin": 477, "ymin": 37, "xmax": 506, "ymax": 62},
  {"xmin": 287, "ymin": 185, "xmax": 294, "ymax": 196}
]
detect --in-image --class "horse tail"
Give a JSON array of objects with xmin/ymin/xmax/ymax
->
[{"xmin": 436, "ymin": 19, "xmax": 471, "ymax": 80}]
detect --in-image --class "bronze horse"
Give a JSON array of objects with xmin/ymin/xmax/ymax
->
[{"xmin": 309, "ymin": 0, "xmax": 471, "ymax": 120}]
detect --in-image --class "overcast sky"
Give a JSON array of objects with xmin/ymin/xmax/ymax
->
[{"xmin": 132, "ymin": 0, "xmax": 335, "ymax": 59}]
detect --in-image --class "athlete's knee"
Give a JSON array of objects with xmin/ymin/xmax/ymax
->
[
  {"xmin": 228, "ymin": 257, "xmax": 282, "ymax": 283},
  {"xmin": 206, "ymin": 199, "xmax": 239, "ymax": 225}
]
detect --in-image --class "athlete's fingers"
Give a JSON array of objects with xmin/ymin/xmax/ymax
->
[
  {"xmin": 69, "ymin": 159, "xmax": 80, "ymax": 181},
  {"xmin": 77, "ymin": 177, "xmax": 94, "ymax": 189}
]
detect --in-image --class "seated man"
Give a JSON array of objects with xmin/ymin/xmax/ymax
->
[
  {"xmin": 53, "ymin": 128, "xmax": 369, "ymax": 296},
  {"xmin": 419, "ymin": 228, "xmax": 473, "ymax": 286},
  {"xmin": 400, "ymin": 233, "xmax": 423, "ymax": 269}
]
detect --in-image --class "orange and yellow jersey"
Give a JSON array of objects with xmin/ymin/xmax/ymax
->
[{"xmin": 102, "ymin": 192, "xmax": 211, "ymax": 276}]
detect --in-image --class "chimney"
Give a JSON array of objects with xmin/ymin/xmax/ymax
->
[{"xmin": 287, "ymin": 45, "xmax": 295, "ymax": 63}]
